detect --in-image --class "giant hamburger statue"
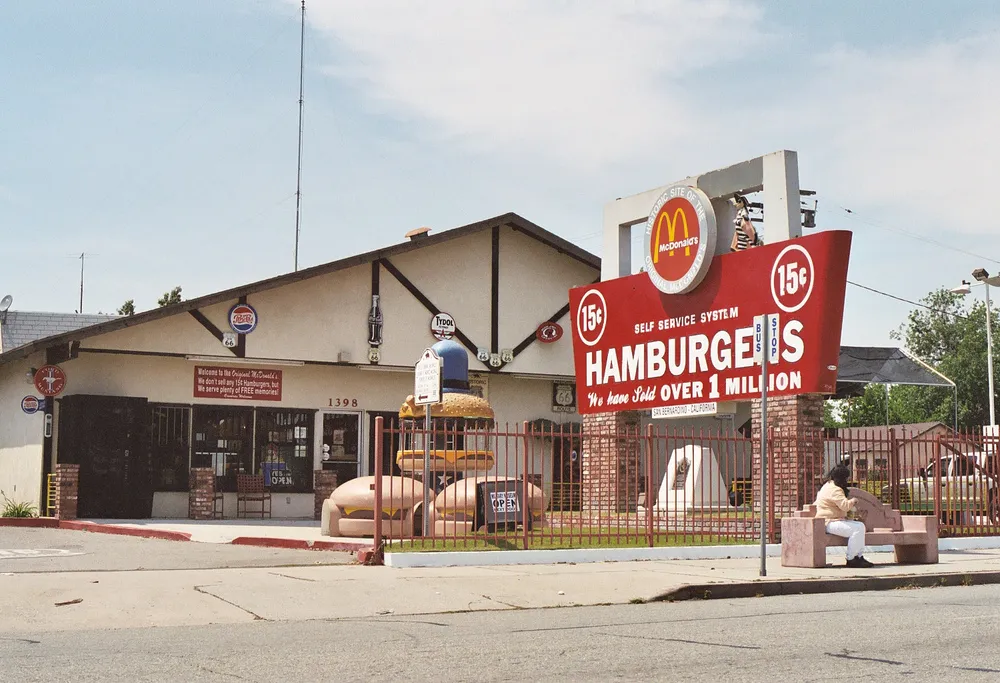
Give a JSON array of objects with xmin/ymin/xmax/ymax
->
[{"xmin": 397, "ymin": 340, "xmax": 547, "ymax": 536}]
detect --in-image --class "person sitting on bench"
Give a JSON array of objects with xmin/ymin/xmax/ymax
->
[{"xmin": 814, "ymin": 464, "xmax": 875, "ymax": 568}]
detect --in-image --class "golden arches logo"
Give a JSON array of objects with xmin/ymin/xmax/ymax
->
[{"xmin": 651, "ymin": 206, "xmax": 691, "ymax": 264}]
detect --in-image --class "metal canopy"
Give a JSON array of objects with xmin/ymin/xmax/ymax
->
[{"xmin": 834, "ymin": 346, "xmax": 955, "ymax": 399}]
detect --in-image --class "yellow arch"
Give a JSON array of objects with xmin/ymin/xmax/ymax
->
[{"xmin": 652, "ymin": 207, "xmax": 691, "ymax": 264}]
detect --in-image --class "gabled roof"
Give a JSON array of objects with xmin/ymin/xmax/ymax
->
[
  {"xmin": 1, "ymin": 311, "xmax": 119, "ymax": 354},
  {"xmin": 835, "ymin": 422, "xmax": 949, "ymax": 442},
  {"xmin": 0, "ymin": 213, "xmax": 600, "ymax": 366}
]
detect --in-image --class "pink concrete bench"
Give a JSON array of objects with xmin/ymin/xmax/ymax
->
[{"xmin": 780, "ymin": 488, "xmax": 938, "ymax": 568}]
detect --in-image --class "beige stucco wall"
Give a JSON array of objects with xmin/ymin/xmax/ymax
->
[
  {"xmin": 0, "ymin": 354, "xmax": 46, "ymax": 511},
  {"xmin": 1, "ymin": 226, "xmax": 597, "ymax": 518}
]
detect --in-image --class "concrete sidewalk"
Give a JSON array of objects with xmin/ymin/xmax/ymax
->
[{"xmin": 4, "ymin": 544, "xmax": 1000, "ymax": 633}]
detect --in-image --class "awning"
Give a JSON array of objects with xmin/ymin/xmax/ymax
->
[{"xmin": 834, "ymin": 346, "xmax": 955, "ymax": 399}]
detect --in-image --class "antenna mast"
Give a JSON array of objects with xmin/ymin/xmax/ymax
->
[
  {"xmin": 293, "ymin": 0, "xmax": 306, "ymax": 271},
  {"xmin": 79, "ymin": 253, "xmax": 85, "ymax": 313}
]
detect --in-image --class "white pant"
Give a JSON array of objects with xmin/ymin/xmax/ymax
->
[{"xmin": 826, "ymin": 519, "xmax": 866, "ymax": 559}]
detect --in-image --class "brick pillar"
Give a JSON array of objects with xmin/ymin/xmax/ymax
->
[
  {"xmin": 751, "ymin": 394, "xmax": 825, "ymax": 520},
  {"xmin": 581, "ymin": 410, "xmax": 640, "ymax": 513},
  {"xmin": 188, "ymin": 468, "xmax": 216, "ymax": 520},
  {"xmin": 53, "ymin": 464, "xmax": 79, "ymax": 520},
  {"xmin": 314, "ymin": 470, "xmax": 338, "ymax": 521}
]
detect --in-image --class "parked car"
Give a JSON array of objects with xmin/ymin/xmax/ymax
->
[{"xmin": 881, "ymin": 455, "xmax": 999, "ymax": 524}]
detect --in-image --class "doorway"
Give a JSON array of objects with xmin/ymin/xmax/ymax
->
[
  {"xmin": 551, "ymin": 435, "xmax": 582, "ymax": 511},
  {"xmin": 322, "ymin": 412, "xmax": 361, "ymax": 486},
  {"xmin": 57, "ymin": 395, "xmax": 151, "ymax": 518}
]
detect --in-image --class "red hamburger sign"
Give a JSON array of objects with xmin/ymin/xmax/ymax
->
[
  {"xmin": 570, "ymin": 229, "xmax": 852, "ymax": 414},
  {"xmin": 644, "ymin": 184, "xmax": 717, "ymax": 294}
]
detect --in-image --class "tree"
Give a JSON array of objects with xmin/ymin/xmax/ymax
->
[
  {"xmin": 157, "ymin": 287, "xmax": 182, "ymax": 307},
  {"xmin": 823, "ymin": 399, "xmax": 845, "ymax": 428},
  {"xmin": 843, "ymin": 287, "xmax": 999, "ymax": 430},
  {"xmin": 117, "ymin": 299, "xmax": 135, "ymax": 316}
]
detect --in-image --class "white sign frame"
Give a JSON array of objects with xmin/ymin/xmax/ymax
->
[{"xmin": 414, "ymin": 348, "xmax": 443, "ymax": 405}]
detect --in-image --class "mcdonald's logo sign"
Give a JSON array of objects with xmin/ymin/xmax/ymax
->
[{"xmin": 643, "ymin": 184, "xmax": 717, "ymax": 294}]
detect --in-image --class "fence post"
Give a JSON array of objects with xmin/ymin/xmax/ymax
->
[
  {"xmin": 767, "ymin": 427, "xmax": 777, "ymax": 544},
  {"xmin": 522, "ymin": 421, "xmax": 531, "ymax": 551},
  {"xmin": 645, "ymin": 423, "xmax": 655, "ymax": 547},
  {"xmin": 933, "ymin": 435, "xmax": 942, "ymax": 527},
  {"xmin": 373, "ymin": 416, "xmax": 384, "ymax": 557},
  {"xmin": 889, "ymin": 428, "xmax": 900, "ymax": 510}
]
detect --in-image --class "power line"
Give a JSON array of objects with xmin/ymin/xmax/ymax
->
[
  {"xmin": 834, "ymin": 204, "xmax": 1000, "ymax": 266},
  {"xmin": 847, "ymin": 280, "xmax": 968, "ymax": 320}
]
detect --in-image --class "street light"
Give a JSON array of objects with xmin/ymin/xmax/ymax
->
[{"xmin": 955, "ymin": 269, "xmax": 1000, "ymax": 427}]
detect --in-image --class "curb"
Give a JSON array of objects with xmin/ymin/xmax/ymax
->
[
  {"xmin": 230, "ymin": 536, "xmax": 367, "ymax": 553},
  {"xmin": 61, "ymin": 521, "xmax": 193, "ymax": 542},
  {"xmin": 650, "ymin": 570, "xmax": 1000, "ymax": 602},
  {"xmin": 0, "ymin": 518, "xmax": 60, "ymax": 528},
  {"xmin": 0, "ymin": 518, "xmax": 192, "ymax": 542}
]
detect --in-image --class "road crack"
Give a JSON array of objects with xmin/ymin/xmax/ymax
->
[
  {"xmin": 601, "ymin": 632, "xmax": 760, "ymax": 650},
  {"xmin": 826, "ymin": 651, "xmax": 905, "ymax": 666},
  {"xmin": 193, "ymin": 585, "xmax": 267, "ymax": 621}
]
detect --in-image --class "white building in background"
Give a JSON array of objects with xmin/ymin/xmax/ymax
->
[{"xmin": 0, "ymin": 214, "xmax": 598, "ymax": 518}]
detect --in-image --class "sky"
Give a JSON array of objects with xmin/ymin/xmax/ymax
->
[{"xmin": 2, "ymin": 1, "xmax": 999, "ymax": 350}]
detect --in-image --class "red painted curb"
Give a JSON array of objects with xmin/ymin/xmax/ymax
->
[
  {"xmin": 311, "ymin": 540, "xmax": 370, "ymax": 552},
  {"xmin": 0, "ymin": 517, "xmax": 60, "ymax": 528},
  {"xmin": 58, "ymin": 520, "xmax": 192, "ymax": 542},
  {"xmin": 230, "ymin": 536, "xmax": 311, "ymax": 550}
]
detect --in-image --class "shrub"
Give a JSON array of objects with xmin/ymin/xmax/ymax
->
[{"xmin": 1, "ymin": 490, "xmax": 37, "ymax": 518}]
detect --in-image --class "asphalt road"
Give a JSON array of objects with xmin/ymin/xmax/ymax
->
[
  {"xmin": 4, "ymin": 584, "xmax": 1000, "ymax": 682},
  {"xmin": 0, "ymin": 528, "xmax": 354, "ymax": 572}
]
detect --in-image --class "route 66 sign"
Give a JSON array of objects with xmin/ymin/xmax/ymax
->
[
  {"xmin": 222, "ymin": 332, "xmax": 238, "ymax": 348},
  {"xmin": 489, "ymin": 353, "xmax": 502, "ymax": 368},
  {"xmin": 500, "ymin": 349, "xmax": 514, "ymax": 363},
  {"xmin": 477, "ymin": 347, "xmax": 490, "ymax": 362},
  {"xmin": 368, "ymin": 347, "xmax": 381, "ymax": 364}
]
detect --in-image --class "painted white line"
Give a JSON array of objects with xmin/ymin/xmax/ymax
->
[{"xmin": 0, "ymin": 549, "xmax": 84, "ymax": 559}]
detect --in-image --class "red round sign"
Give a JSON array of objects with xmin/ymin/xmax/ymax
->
[
  {"xmin": 536, "ymin": 322, "xmax": 564, "ymax": 343},
  {"xmin": 643, "ymin": 184, "xmax": 717, "ymax": 295},
  {"xmin": 34, "ymin": 365, "xmax": 66, "ymax": 397},
  {"xmin": 770, "ymin": 244, "xmax": 815, "ymax": 313}
]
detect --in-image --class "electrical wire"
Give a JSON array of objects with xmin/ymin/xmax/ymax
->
[
  {"xmin": 847, "ymin": 280, "xmax": 969, "ymax": 320},
  {"xmin": 834, "ymin": 204, "xmax": 1000, "ymax": 266}
]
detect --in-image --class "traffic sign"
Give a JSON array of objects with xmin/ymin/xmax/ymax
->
[
  {"xmin": 34, "ymin": 365, "xmax": 66, "ymax": 397},
  {"xmin": 414, "ymin": 348, "xmax": 442, "ymax": 405}
]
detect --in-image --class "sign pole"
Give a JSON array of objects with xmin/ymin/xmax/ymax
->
[
  {"xmin": 759, "ymin": 316, "xmax": 769, "ymax": 578},
  {"xmin": 423, "ymin": 403, "xmax": 431, "ymax": 538}
]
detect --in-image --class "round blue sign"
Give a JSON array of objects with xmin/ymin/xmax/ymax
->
[
  {"xmin": 228, "ymin": 303, "xmax": 258, "ymax": 334},
  {"xmin": 21, "ymin": 396, "xmax": 40, "ymax": 414}
]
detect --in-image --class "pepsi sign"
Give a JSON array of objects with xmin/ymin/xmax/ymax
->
[
  {"xmin": 228, "ymin": 303, "xmax": 258, "ymax": 334},
  {"xmin": 21, "ymin": 396, "xmax": 41, "ymax": 415}
]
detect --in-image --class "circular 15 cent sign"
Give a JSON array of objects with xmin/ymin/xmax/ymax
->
[
  {"xmin": 575, "ymin": 289, "xmax": 607, "ymax": 347},
  {"xmin": 770, "ymin": 244, "xmax": 815, "ymax": 313},
  {"xmin": 430, "ymin": 312, "xmax": 456, "ymax": 341},
  {"xmin": 643, "ymin": 184, "xmax": 717, "ymax": 295},
  {"xmin": 34, "ymin": 365, "xmax": 66, "ymax": 397},
  {"xmin": 228, "ymin": 303, "xmax": 258, "ymax": 334}
]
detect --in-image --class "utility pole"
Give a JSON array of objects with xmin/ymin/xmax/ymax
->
[{"xmin": 293, "ymin": 0, "xmax": 306, "ymax": 272}]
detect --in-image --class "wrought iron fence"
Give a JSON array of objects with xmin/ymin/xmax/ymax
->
[{"xmin": 370, "ymin": 417, "xmax": 1000, "ymax": 552}]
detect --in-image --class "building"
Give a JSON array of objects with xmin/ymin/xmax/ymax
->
[{"xmin": 0, "ymin": 214, "xmax": 599, "ymax": 518}]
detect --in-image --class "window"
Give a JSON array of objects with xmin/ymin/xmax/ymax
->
[
  {"xmin": 150, "ymin": 405, "xmax": 190, "ymax": 491},
  {"xmin": 191, "ymin": 406, "xmax": 254, "ymax": 493},
  {"xmin": 256, "ymin": 409, "xmax": 315, "ymax": 493}
]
